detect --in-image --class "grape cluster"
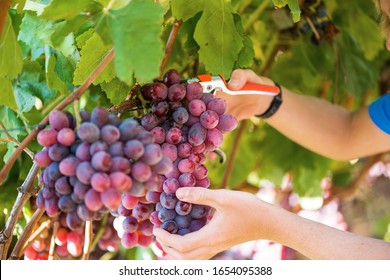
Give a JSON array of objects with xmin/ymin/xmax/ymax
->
[
  {"xmin": 34, "ymin": 107, "xmax": 172, "ymax": 232},
  {"xmin": 137, "ymin": 69, "xmax": 237, "ymax": 235}
]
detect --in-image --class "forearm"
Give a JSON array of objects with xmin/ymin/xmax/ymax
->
[
  {"xmin": 264, "ymin": 87, "xmax": 390, "ymax": 160},
  {"xmin": 261, "ymin": 202, "xmax": 390, "ymax": 259}
]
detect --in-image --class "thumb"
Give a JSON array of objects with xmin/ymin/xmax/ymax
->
[{"xmin": 176, "ymin": 187, "xmax": 219, "ymax": 208}]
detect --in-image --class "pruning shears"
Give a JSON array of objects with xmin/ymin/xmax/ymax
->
[{"xmin": 187, "ymin": 74, "xmax": 280, "ymax": 96}]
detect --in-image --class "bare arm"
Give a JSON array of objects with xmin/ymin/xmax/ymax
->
[
  {"xmin": 220, "ymin": 69, "xmax": 390, "ymax": 160},
  {"xmin": 153, "ymin": 187, "xmax": 390, "ymax": 260}
]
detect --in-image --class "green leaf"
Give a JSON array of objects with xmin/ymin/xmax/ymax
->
[
  {"xmin": 108, "ymin": 0, "xmax": 165, "ymax": 84},
  {"xmin": 272, "ymin": 0, "xmax": 301, "ymax": 22},
  {"xmin": 73, "ymin": 32, "xmax": 115, "ymax": 86},
  {"xmin": 46, "ymin": 55, "xmax": 69, "ymax": 96},
  {"xmin": 0, "ymin": 13, "xmax": 23, "ymax": 79},
  {"xmin": 51, "ymin": 15, "xmax": 88, "ymax": 48},
  {"xmin": 170, "ymin": 0, "xmax": 205, "ymax": 21},
  {"xmin": 100, "ymin": 78, "xmax": 131, "ymax": 105},
  {"xmin": 194, "ymin": 0, "xmax": 243, "ymax": 77},
  {"xmin": 41, "ymin": 0, "xmax": 100, "ymax": 20},
  {"xmin": 346, "ymin": 7, "xmax": 383, "ymax": 60},
  {"xmin": 0, "ymin": 78, "xmax": 17, "ymax": 111},
  {"xmin": 234, "ymin": 14, "xmax": 254, "ymax": 68},
  {"xmin": 0, "ymin": 106, "xmax": 25, "ymax": 140},
  {"xmin": 11, "ymin": 0, "xmax": 26, "ymax": 13},
  {"xmin": 14, "ymin": 86, "xmax": 36, "ymax": 112}
]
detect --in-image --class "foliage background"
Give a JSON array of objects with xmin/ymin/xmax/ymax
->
[{"xmin": 1, "ymin": 0, "xmax": 390, "ymax": 259}]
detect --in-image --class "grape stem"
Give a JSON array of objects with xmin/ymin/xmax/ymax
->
[
  {"xmin": 48, "ymin": 221, "xmax": 59, "ymax": 260},
  {"xmin": 0, "ymin": 0, "xmax": 10, "ymax": 36},
  {"xmin": 221, "ymin": 121, "xmax": 247, "ymax": 189},
  {"xmin": 0, "ymin": 48, "xmax": 115, "ymax": 186},
  {"xmin": 0, "ymin": 164, "xmax": 40, "ymax": 259},
  {"xmin": 159, "ymin": 19, "xmax": 183, "ymax": 78},
  {"xmin": 82, "ymin": 220, "xmax": 93, "ymax": 260},
  {"xmin": 0, "ymin": 120, "xmax": 34, "ymax": 159}
]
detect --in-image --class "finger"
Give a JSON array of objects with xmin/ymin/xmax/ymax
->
[
  {"xmin": 176, "ymin": 187, "xmax": 222, "ymax": 209},
  {"xmin": 154, "ymin": 224, "xmax": 219, "ymax": 253},
  {"xmin": 228, "ymin": 69, "xmax": 272, "ymax": 90}
]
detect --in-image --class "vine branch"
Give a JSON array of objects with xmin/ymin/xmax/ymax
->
[
  {"xmin": 159, "ymin": 19, "xmax": 182, "ymax": 78},
  {"xmin": 0, "ymin": 0, "xmax": 10, "ymax": 36},
  {"xmin": 0, "ymin": 48, "xmax": 115, "ymax": 186},
  {"xmin": 0, "ymin": 164, "xmax": 40, "ymax": 259},
  {"xmin": 221, "ymin": 121, "xmax": 247, "ymax": 189},
  {"xmin": 8, "ymin": 208, "xmax": 46, "ymax": 260}
]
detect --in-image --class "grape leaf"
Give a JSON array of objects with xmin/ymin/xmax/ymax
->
[
  {"xmin": 0, "ymin": 78, "xmax": 17, "ymax": 111},
  {"xmin": 46, "ymin": 55, "xmax": 69, "ymax": 96},
  {"xmin": 40, "ymin": 0, "xmax": 100, "ymax": 20},
  {"xmin": 170, "ymin": 0, "xmax": 205, "ymax": 21},
  {"xmin": 73, "ymin": 32, "xmax": 115, "ymax": 86},
  {"xmin": 272, "ymin": 0, "xmax": 301, "ymax": 22},
  {"xmin": 51, "ymin": 15, "xmax": 88, "ymax": 48},
  {"xmin": 100, "ymin": 78, "xmax": 131, "ymax": 105},
  {"xmin": 0, "ymin": 106, "xmax": 25, "ymax": 140},
  {"xmin": 194, "ymin": 0, "xmax": 243, "ymax": 77},
  {"xmin": 108, "ymin": 0, "xmax": 165, "ymax": 84},
  {"xmin": 0, "ymin": 13, "xmax": 23, "ymax": 79}
]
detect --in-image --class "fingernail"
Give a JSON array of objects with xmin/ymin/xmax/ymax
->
[
  {"xmin": 176, "ymin": 188, "xmax": 188, "ymax": 200},
  {"xmin": 228, "ymin": 79, "xmax": 239, "ymax": 88}
]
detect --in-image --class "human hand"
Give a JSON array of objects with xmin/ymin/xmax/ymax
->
[
  {"xmin": 153, "ymin": 187, "xmax": 273, "ymax": 259},
  {"xmin": 215, "ymin": 69, "xmax": 276, "ymax": 121}
]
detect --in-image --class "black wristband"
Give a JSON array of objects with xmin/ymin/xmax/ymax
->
[{"xmin": 255, "ymin": 83, "xmax": 282, "ymax": 119}]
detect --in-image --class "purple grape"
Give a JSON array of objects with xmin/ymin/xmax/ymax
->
[
  {"xmin": 145, "ymin": 191, "xmax": 161, "ymax": 203},
  {"xmin": 48, "ymin": 144, "xmax": 70, "ymax": 162},
  {"xmin": 206, "ymin": 98, "xmax": 226, "ymax": 115},
  {"xmin": 91, "ymin": 106, "xmax": 109, "ymax": 128},
  {"xmin": 141, "ymin": 144, "xmax": 163, "ymax": 165},
  {"xmin": 185, "ymin": 115, "xmax": 200, "ymax": 126},
  {"xmin": 34, "ymin": 149, "xmax": 53, "ymax": 167},
  {"xmin": 167, "ymin": 84, "xmax": 186, "ymax": 102},
  {"xmin": 178, "ymin": 158, "xmax": 195, "ymax": 174},
  {"xmin": 121, "ymin": 193, "xmax": 139, "ymax": 210},
  {"xmin": 206, "ymin": 128, "xmax": 223, "ymax": 149},
  {"xmin": 108, "ymin": 141, "xmax": 124, "ymax": 157},
  {"xmin": 139, "ymin": 220, "xmax": 153, "ymax": 236},
  {"xmin": 202, "ymin": 92, "xmax": 215, "ymax": 105},
  {"xmin": 45, "ymin": 197, "xmax": 60, "ymax": 217},
  {"xmin": 188, "ymin": 123, "xmax": 207, "ymax": 146},
  {"xmin": 151, "ymin": 155, "xmax": 173, "ymax": 175},
  {"xmin": 175, "ymin": 201, "xmax": 192, "ymax": 216},
  {"xmin": 59, "ymin": 156, "xmax": 80, "ymax": 176},
  {"xmin": 54, "ymin": 176, "xmax": 72, "ymax": 195},
  {"xmin": 174, "ymin": 214, "xmax": 191, "ymax": 229},
  {"xmin": 90, "ymin": 172, "xmax": 111, "ymax": 192},
  {"xmin": 75, "ymin": 142, "xmax": 91, "ymax": 161},
  {"xmin": 57, "ymin": 128, "xmax": 76, "ymax": 146},
  {"xmin": 73, "ymin": 181, "xmax": 89, "ymax": 201},
  {"xmin": 119, "ymin": 119, "xmax": 140, "ymax": 141},
  {"xmin": 158, "ymin": 207, "xmax": 176, "ymax": 222},
  {"xmin": 122, "ymin": 216, "xmax": 138, "ymax": 233},
  {"xmin": 91, "ymin": 151, "xmax": 112, "ymax": 172},
  {"xmin": 46, "ymin": 162, "xmax": 62, "ymax": 181},
  {"xmin": 172, "ymin": 107, "xmax": 189, "ymax": 124},
  {"xmin": 193, "ymin": 164, "xmax": 208, "ymax": 180},
  {"xmin": 100, "ymin": 124, "xmax": 120, "ymax": 144},
  {"xmin": 165, "ymin": 127, "xmax": 182, "ymax": 144},
  {"xmin": 216, "ymin": 114, "xmax": 238, "ymax": 133},
  {"xmin": 100, "ymin": 187, "xmax": 121, "ymax": 210},
  {"xmin": 190, "ymin": 204, "xmax": 210, "ymax": 219},
  {"xmin": 152, "ymin": 101, "xmax": 169, "ymax": 117},
  {"xmin": 160, "ymin": 220, "xmax": 178, "ymax": 234},
  {"xmin": 189, "ymin": 219, "xmax": 206, "ymax": 232},
  {"xmin": 144, "ymin": 174, "xmax": 164, "ymax": 192},
  {"xmin": 89, "ymin": 140, "xmax": 108, "ymax": 154},
  {"xmin": 162, "ymin": 178, "xmax": 180, "ymax": 194},
  {"xmin": 200, "ymin": 110, "xmax": 219, "ymax": 129},
  {"xmin": 196, "ymin": 177, "xmax": 210, "ymax": 188},
  {"xmin": 49, "ymin": 110, "xmax": 69, "ymax": 131},
  {"xmin": 109, "ymin": 171, "xmax": 132, "ymax": 192},
  {"xmin": 161, "ymin": 143, "xmax": 177, "ymax": 162},
  {"xmin": 163, "ymin": 69, "xmax": 181, "ymax": 86},
  {"xmin": 121, "ymin": 232, "xmax": 138, "ymax": 248},
  {"xmin": 131, "ymin": 161, "xmax": 152, "ymax": 182},
  {"xmin": 66, "ymin": 210, "xmax": 85, "ymax": 230},
  {"xmin": 151, "ymin": 82, "xmax": 168, "ymax": 101},
  {"xmin": 110, "ymin": 156, "xmax": 131, "ymax": 173},
  {"xmin": 77, "ymin": 122, "xmax": 100, "ymax": 143},
  {"xmin": 132, "ymin": 203, "xmax": 154, "ymax": 221},
  {"xmin": 136, "ymin": 131, "xmax": 155, "ymax": 145},
  {"xmin": 77, "ymin": 203, "xmax": 95, "ymax": 221},
  {"xmin": 178, "ymin": 173, "xmax": 196, "ymax": 187},
  {"xmin": 124, "ymin": 140, "xmax": 144, "ymax": 160},
  {"xmin": 140, "ymin": 83, "xmax": 153, "ymax": 101},
  {"xmin": 76, "ymin": 161, "xmax": 95, "ymax": 184},
  {"xmin": 58, "ymin": 195, "xmax": 77, "ymax": 213},
  {"xmin": 150, "ymin": 127, "xmax": 166, "ymax": 144},
  {"xmin": 188, "ymin": 99, "xmax": 206, "ymax": 117},
  {"xmin": 141, "ymin": 113, "xmax": 159, "ymax": 131},
  {"xmin": 177, "ymin": 142, "xmax": 193, "ymax": 158},
  {"xmin": 186, "ymin": 82, "xmax": 203, "ymax": 101},
  {"xmin": 84, "ymin": 188, "xmax": 103, "ymax": 211},
  {"xmin": 79, "ymin": 109, "xmax": 90, "ymax": 122},
  {"xmin": 160, "ymin": 192, "xmax": 178, "ymax": 209}
]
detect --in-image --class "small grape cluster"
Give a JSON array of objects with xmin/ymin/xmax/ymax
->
[{"xmin": 34, "ymin": 106, "xmax": 172, "ymax": 231}]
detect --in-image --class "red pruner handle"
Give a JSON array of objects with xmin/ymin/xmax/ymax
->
[{"xmin": 240, "ymin": 82, "xmax": 280, "ymax": 95}]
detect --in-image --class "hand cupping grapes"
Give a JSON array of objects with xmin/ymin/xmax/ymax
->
[{"xmin": 33, "ymin": 69, "xmax": 238, "ymax": 256}]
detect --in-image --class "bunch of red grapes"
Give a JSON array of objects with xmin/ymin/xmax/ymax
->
[{"xmin": 33, "ymin": 69, "xmax": 237, "ymax": 253}]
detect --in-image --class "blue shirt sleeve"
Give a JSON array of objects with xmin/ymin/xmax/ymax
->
[{"xmin": 369, "ymin": 94, "xmax": 390, "ymax": 135}]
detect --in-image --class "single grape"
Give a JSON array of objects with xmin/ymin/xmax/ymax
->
[
  {"xmin": 91, "ymin": 106, "xmax": 109, "ymax": 128},
  {"xmin": 34, "ymin": 149, "xmax": 53, "ymax": 167},
  {"xmin": 49, "ymin": 110, "xmax": 69, "ymax": 131},
  {"xmin": 57, "ymin": 128, "xmax": 76, "ymax": 146},
  {"xmin": 37, "ymin": 129, "xmax": 58, "ymax": 147},
  {"xmin": 167, "ymin": 84, "xmax": 186, "ymax": 102},
  {"xmin": 77, "ymin": 122, "xmax": 100, "ymax": 143},
  {"xmin": 188, "ymin": 99, "xmax": 206, "ymax": 117},
  {"xmin": 151, "ymin": 82, "xmax": 168, "ymax": 101},
  {"xmin": 100, "ymin": 124, "xmax": 120, "ymax": 144},
  {"xmin": 186, "ymin": 82, "xmax": 203, "ymax": 101},
  {"xmin": 163, "ymin": 69, "xmax": 181, "ymax": 86},
  {"xmin": 200, "ymin": 110, "xmax": 219, "ymax": 129}
]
